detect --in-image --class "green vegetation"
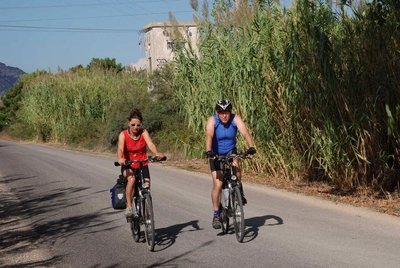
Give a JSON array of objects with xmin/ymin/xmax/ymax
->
[
  {"xmin": 172, "ymin": 0, "xmax": 400, "ymax": 195},
  {"xmin": 1, "ymin": 0, "xmax": 399, "ymax": 199}
]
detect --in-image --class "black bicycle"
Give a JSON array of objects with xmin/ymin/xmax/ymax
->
[
  {"xmin": 114, "ymin": 156, "xmax": 167, "ymax": 251},
  {"xmin": 217, "ymin": 152, "xmax": 248, "ymax": 242}
]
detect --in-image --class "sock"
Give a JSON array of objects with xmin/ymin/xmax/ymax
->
[{"xmin": 214, "ymin": 210, "xmax": 220, "ymax": 217}]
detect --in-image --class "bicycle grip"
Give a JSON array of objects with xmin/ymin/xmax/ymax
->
[{"xmin": 150, "ymin": 156, "xmax": 167, "ymax": 162}]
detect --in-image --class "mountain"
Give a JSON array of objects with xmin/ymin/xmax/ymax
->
[{"xmin": 0, "ymin": 62, "xmax": 25, "ymax": 96}]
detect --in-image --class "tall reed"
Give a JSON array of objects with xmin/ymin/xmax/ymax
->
[
  {"xmin": 17, "ymin": 67, "xmax": 148, "ymax": 144},
  {"xmin": 173, "ymin": 0, "xmax": 400, "ymax": 193}
]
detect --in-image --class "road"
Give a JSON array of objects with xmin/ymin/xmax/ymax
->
[{"xmin": 1, "ymin": 140, "xmax": 400, "ymax": 268}]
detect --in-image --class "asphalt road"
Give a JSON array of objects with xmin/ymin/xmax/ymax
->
[{"xmin": 1, "ymin": 140, "xmax": 400, "ymax": 268}]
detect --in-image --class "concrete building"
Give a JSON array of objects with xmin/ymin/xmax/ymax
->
[{"xmin": 141, "ymin": 21, "xmax": 198, "ymax": 73}]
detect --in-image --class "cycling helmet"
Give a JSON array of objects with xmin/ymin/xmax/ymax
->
[{"xmin": 215, "ymin": 99, "xmax": 232, "ymax": 112}]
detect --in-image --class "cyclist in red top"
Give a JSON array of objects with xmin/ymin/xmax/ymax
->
[{"xmin": 117, "ymin": 108, "xmax": 164, "ymax": 219}]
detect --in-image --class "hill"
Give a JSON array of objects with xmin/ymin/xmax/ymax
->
[{"xmin": 0, "ymin": 62, "xmax": 25, "ymax": 96}]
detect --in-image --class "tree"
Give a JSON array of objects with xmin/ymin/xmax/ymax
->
[
  {"xmin": 86, "ymin": 58, "xmax": 124, "ymax": 73},
  {"xmin": 0, "ymin": 81, "xmax": 23, "ymax": 130}
]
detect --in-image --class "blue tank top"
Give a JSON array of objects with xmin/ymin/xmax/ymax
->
[{"xmin": 212, "ymin": 114, "xmax": 237, "ymax": 155}]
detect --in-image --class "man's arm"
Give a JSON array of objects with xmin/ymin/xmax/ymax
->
[
  {"xmin": 205, "ymin": 116, "xmax": 216, "ymax": 152},
  {"xmin": 234, "ymin": 115, "xmax": 254, "ymax": 148}
]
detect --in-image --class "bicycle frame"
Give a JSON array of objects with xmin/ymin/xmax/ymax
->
[
  {"xmin": 216, "ymin": 153, "xmax": 248, "ymax": 242},
  {"xmin": 114, "ymin": 156, "xmax": 166, "ymax": 251}
]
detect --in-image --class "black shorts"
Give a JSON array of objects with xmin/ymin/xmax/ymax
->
[
  {"xmin": 209, "ymin": 148, "xmax": 237, "ymax": 172},
  {"xmin": 121, "ymin": 165, "xmax": 150, "ymax": 179}
]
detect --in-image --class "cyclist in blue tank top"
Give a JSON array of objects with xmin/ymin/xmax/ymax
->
[
  {"xmin": 205, "ymin": 100, "xmax": 256, "ymax": 229},
  {"xmin": 211, "ymin": 113, "xmax": 237, "ymax": 155}
]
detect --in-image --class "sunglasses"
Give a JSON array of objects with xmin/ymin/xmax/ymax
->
[{"xmin": 130, "ymin": 123, "xmax": 142, "ymax": 127}]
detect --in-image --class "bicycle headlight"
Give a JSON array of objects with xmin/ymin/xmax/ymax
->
[{"xmin": 231, "ymin": 175, "xmax": 237, "ymax": 181}]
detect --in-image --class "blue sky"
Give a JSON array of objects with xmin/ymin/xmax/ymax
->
[{"xmin": 0, "ymin": 0, "xmax": 292, "ymax": 73}]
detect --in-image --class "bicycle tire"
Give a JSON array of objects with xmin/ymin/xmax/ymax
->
[
  {"xmin": 219, "ymin": 203, "xmax": 229, "ymax": 234},
  {"xmin": 143, "ymin": 193, "xmax": 155, "ymax": 251},
  {"xmin": 130, "ymin": 218, "xmax": 140, "ymax": 242},
  {"xmin": 131, "ymin": 198, "xmax": 140, "ymax": 242},
  {"xmin": 232, "ymin": 186, "xmax": 245, "ymax": 242}
]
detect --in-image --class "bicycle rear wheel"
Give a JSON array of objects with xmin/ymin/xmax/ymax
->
[
  {"xmin": 232, "ymin": 186, "xmax": 245, "ymax": 242},
  {"xmin": 130, "ymin": 218, "xmax": 140, "ymax": 242},
  {"xmin": 142, "ymin": 193, "xmax": 155, "ymax": 251}
]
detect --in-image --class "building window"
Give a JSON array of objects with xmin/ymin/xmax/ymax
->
[
  {"xmin": 167, "ymin": 41, "xmax": 174, "ymax": 50},
  {"xmin": 167, "ymin": 41, "xmax": 184, "ymax": 50}
]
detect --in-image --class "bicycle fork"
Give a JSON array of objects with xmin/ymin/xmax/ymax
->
[
  {"xmin": 223, "ymin": 180, "xmax": 238, "ymax": 218},
  {"xmin": 137, "ymin": 187, "xmax": 151, "ymax": 225}
]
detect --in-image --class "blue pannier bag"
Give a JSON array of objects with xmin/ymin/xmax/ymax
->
[{"xmin": 110, "ymin": 175, "xmax": 127, "ymax": 209}]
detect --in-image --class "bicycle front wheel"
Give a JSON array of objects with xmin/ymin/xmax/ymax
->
[
  {"xmin": 142, "ymin": 193, "xmax": 155, "ymax": 251},
  {"xmin": 131, "ymin": 198, "xmax": 140, "ymax": 242},
  {"xmin": 231, "ymin": 186, "xmax": 245, "ymax": 242},
  {"xmin": 220, "ymin": 203, "xmax": 229, "ymax": 234}
]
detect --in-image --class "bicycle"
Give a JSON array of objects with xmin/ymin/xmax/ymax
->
[
  {"xmin": 217, "ymin": 152, "xmax": 249, "ymax": 242},
  {"xmin": 114, "ymin": 156, "xmax": 167, "ymax": 251}
]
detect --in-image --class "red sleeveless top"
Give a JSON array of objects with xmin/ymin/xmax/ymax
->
[{"xmin": 122, "ymin": 129, "xmax": 148, "ymax": 168}]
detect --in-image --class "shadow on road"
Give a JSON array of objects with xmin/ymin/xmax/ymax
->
[
  {"xmin": 1, "ymin": 256, "xmax": 64, "ymax": 268},
  {"xmin": 242, "ymin": 215, "xmax": 283, "ymax": 243},
  {"xmin": 148, "ymin": 240, "xmax": 214, "ymax": 268},
  {"xmin": 154, "ymin": 220, "xmax": 203, "ymax": 252},
  {"xmin": 0, "ymin": 174, "xmax": 117, "ymax": 268},
  {"xmin": 215, "ymin": 214, "xmax": 283, "ymax": 242}
]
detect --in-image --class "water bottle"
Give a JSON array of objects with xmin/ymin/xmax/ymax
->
[
  {"xmin": 136, "ymin": 199, "xmax": 141, "ymax": 213},
  {"xmin": 223, "ymin": 188, "xmax": 229, "ymax": 207},
  {"xmin": 133, "ymin": 196, "xmax": 140, "ymax": 214}
]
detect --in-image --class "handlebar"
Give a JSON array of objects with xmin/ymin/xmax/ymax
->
[
  {"xmin": 114, "ymin": 156, "xmax": 167, "ymax": 166},
  {"xmin": 215, "ymin": 153, "xmax": 249, "ymax": 161}
]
